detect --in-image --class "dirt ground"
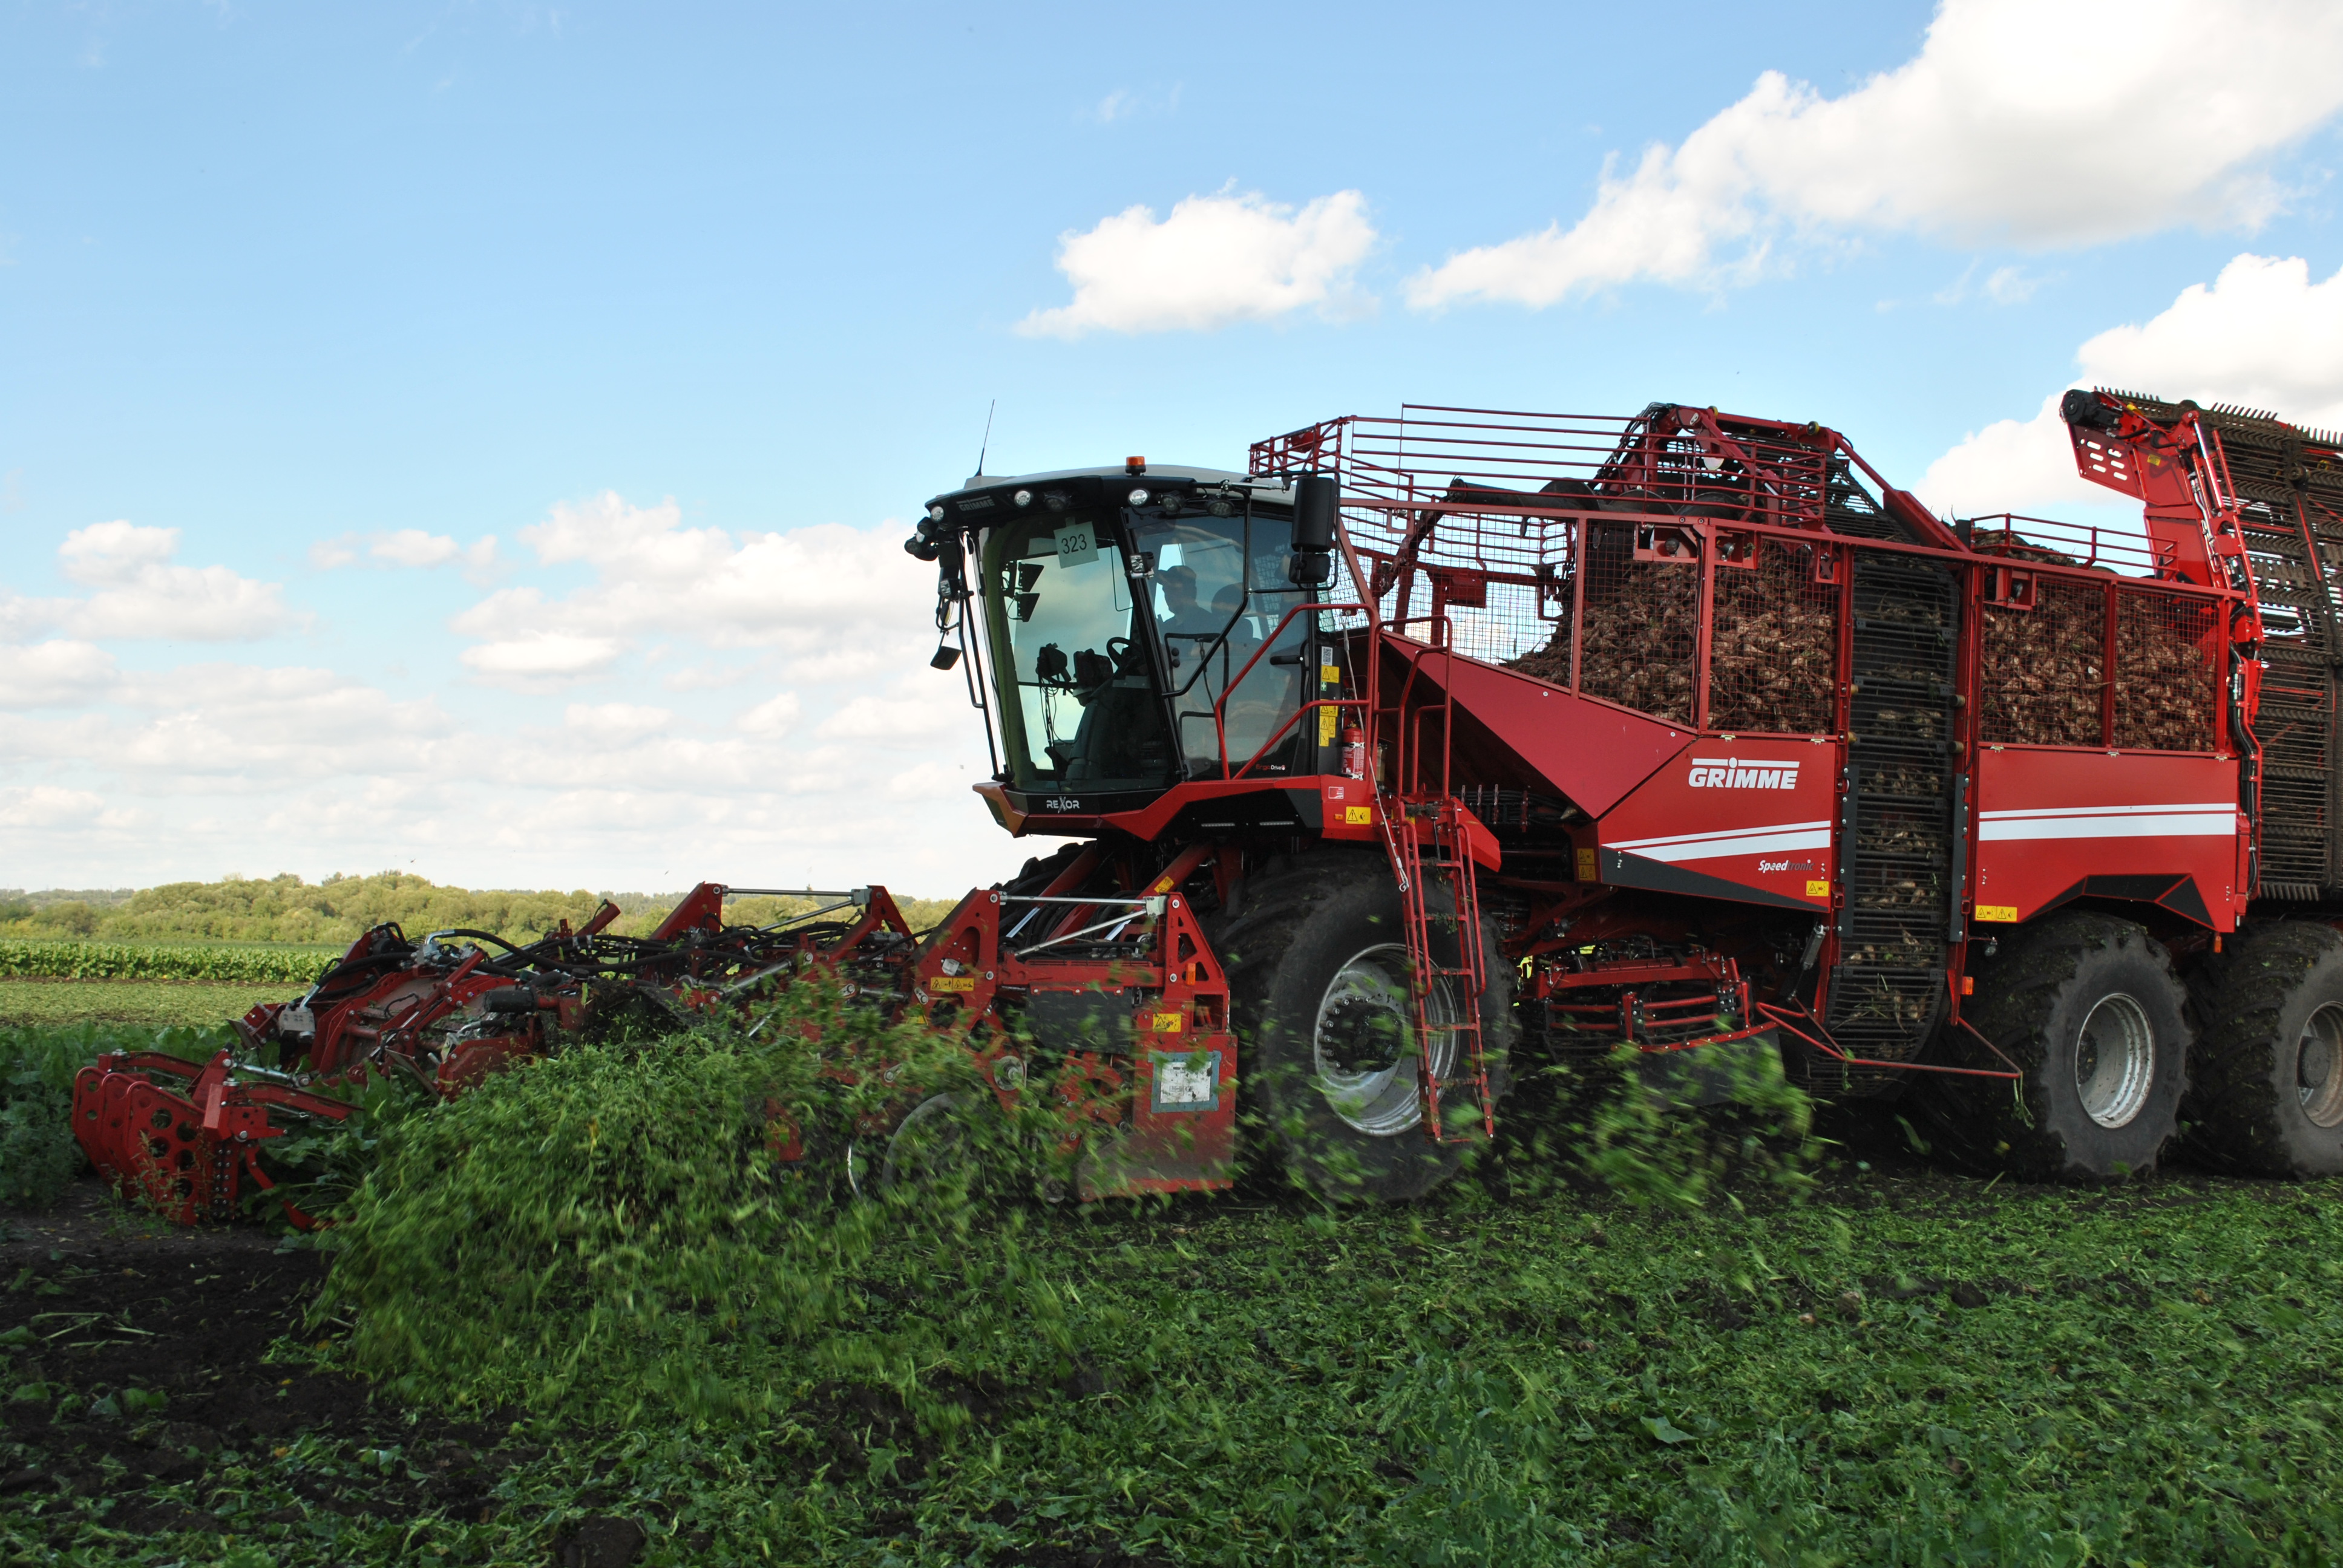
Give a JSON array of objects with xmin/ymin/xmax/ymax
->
[{"xmin": 0, "ymin": 1178, "xmax": 609, "ymax": 1561}]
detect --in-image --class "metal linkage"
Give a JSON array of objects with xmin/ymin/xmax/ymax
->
[{"xmin": 79, "ymin": 879, "xmax": 927, "ymax": 1229}]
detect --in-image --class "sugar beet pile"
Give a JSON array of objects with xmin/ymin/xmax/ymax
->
[{"xmin": 1503, "ymin": 532, "xmax": 2215, "ymax": 748}]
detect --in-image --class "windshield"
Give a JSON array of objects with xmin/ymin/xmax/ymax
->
[
  {"xmin": 981, "ymin": 512, "xmax": 1176, "ymax": 794},
  {"xmin": 1127, "ymin": 508, "xmax": 1309, "ymax": 779}
]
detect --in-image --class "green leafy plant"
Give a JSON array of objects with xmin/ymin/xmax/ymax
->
[{"xmin": 315, "ymin": 981, "xmax": 1086, "ymax": 1430}]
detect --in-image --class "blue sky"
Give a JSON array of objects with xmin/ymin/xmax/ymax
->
[{"xmin": 5, "ymin": 1, "xmax": 2343, "ymax": 897}]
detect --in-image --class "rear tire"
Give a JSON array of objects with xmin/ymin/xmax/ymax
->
[
  {"xmin": 1919, "ymin": 913, "xmax": 2187, "ymax": 1180},
  {"xmin": 2184, "ymin": 922, "xmax": 2343, "ymax": 1177},
  {"xmin": 1216, "ymin": 851, "xmax": 1513, "ymax": 1202}
]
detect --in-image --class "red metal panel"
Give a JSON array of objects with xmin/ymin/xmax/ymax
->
[
  {"xmin": 1971, "ymin": 747, "xmax": 2242, "ymax": 928},
  {"xmin": 1422, "ymin": 652, "xmax": 1694, "ymax": 817},
  {"xmin": 1593, "ymin": 737, "xmax": 1841, "ymax": 910}
]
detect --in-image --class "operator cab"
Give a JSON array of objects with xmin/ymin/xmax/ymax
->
[{"xmin": 909, "ymin": 465, "xmax": 1323, "ymax": 818}]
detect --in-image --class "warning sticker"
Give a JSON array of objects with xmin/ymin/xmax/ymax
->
[
  {"xmin": 1974, "ymin": 904, "xmax": 2019, "ymax": 923},
  {"xmin": 1805, "ymin": 880, "xmax": 1831, "ymax": 900},
  {"xmin": 1343, "ymin": 805, "xmax": 1372, "ymax": 826}
]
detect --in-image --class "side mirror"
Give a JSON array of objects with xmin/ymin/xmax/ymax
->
[{"xmin": 1294, "ymin": 474, "xmax": 1339, "ymax": 552}]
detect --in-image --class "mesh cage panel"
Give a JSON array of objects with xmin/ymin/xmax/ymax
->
[
  {"xmin": 1576, "ymin": 528, "xmax": 1698, "ymax": 725},
  {"xmin": 1979, "ymin": 577, "xmax": 2108, "ymax": 746},
  {"xmin": 1708, "ymin": 539, "xmax": 1840, "ymax": 734},
  {"xmin": 2112, "ymin": 590, "xmax": 2218, "ymax": 752},
  {"xmin": 2258, "ymin": 641, "xmax": 2331, "ymax": 892}
]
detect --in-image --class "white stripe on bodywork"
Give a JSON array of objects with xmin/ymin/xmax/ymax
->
[
  {"xmin": 1979, "ymin": 802, "xmax": 2230, "ymax": 820},
  {"xmin": 1980, "ymin": 811, "xmax": 2232, "ymax": 841},
  {"xmin": 1610, "ymin": 820, "xmax": 1833, "ymax": 862}
]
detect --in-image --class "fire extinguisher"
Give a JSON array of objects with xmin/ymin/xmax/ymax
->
[{"xmin": 1341, "ymin": 726, "xmax": 1368, "ymax": 780}]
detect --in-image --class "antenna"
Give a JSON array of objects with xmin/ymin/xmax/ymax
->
[{"xmin": 975, "ymin": 399, "xmax": 996, "ymax": 475}]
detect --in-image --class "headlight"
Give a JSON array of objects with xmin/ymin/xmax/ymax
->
[
  {"xmin": 1013, "ymin": 489, "xmax": 1032, "ymax": 507},
  {"xmin": 928, "ymin": 504, "xmax": 946, "ymax": 522},
  {"xmin": 1128, "ymin": 488, "xmax": 1150, "ymax": 506}
]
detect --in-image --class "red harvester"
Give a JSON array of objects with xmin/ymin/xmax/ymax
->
[
  {"xmin": 82, "ymin": 387, "xmax": 2343, "ymax": 1217},
  {"xmin": 887, "ymin": 389, "xmax": 2343, "ymax": 1195}
]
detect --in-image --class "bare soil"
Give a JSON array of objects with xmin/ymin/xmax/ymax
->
[{"xmin": 1, "ymin": 1177, "xmax": 535, "ymax": 1552}]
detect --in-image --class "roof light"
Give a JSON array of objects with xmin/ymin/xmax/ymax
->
[
  {"xmin": 928, "ymin": 504, "xmax": 946, "ymax": 522},
  {"xmin": 1127, "ymin": 487, "xmax": 1150, "ymax": 506},
  {"xmin": 1012, "ymin": 488, "xmax": 1032, "ymax": 507},
  {"xmin": 1126, "ymin": 456, "xmax": 1146, "ymax": 474}
]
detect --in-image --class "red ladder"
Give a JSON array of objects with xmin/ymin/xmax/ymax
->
[{"xmin": 1379, "ymin": 794, "xmax": 1496, "ymax": 1143}]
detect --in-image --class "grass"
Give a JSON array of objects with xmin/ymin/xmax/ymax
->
[{"xmin": 0, "ymin": 981, "xmax": 292, "ymax": 1028}]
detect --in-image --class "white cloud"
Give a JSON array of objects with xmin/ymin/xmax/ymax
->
[
  {"xmin": 0, "ymin": 491, "xmax": 1006, "ymax": 898},
  {"xmin": 312, "ymin": 529, "xmax": 499, "ymax": 577},
  {"xmin": 1921, "ymin": 253, "xmax": 2343, "ymax": 514},
  {"xmin": 458, "ymin": 629, "xmax": 626, "ymax": 683},
  {"xmin": 563, "ymin": 702, "xmax": 672, "ymax": 743},
  {"xmin": 0, "ymin": 641, "xmax": 120, "ymax": 708},
  {"xmin": 1410, "ymin": 0, "xmax": 2343, "ymax": 310},
  {"xmin": 1020, "ymin": 188, "xmax": 1376, "ymax": 337},
  {"xmin": 813, "ymin": 675, "xmax": 972, "ymax": 749},
  {"xmin": 2, "ymin": 521, "xmax": 295, "ymax": 641},
  {"xmin": 0, "ymin": 785, "xmax": 111, "ymax": 829},
  {"xmin": 451, "ymin": 493, "xmax": 925, "ymax": 688},
  {"xmin": 735, "ymin": 691, "xmax": 801, "ymax": 736}
]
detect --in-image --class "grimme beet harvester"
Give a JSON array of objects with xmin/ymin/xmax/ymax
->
[
  {"xmin": 890, "ymin": 388, "xmax": 2343, "ymax": 1197},
  {"xmin": 78, "ymin": 386, "xmax": 2343, "ymax": 1221}
]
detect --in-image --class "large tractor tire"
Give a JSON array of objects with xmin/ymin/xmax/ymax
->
[
  {"xmin": 1919, "ymin": 912, "xmax": 2187, "ymax": 1180},
  {"xmin": 2183, "ymin": 922, "xmax": 2343, "ymax": 1177},
  {"xmin": 1214, "ymin": 850, "xmax": 1513, "ymax": 1203}
]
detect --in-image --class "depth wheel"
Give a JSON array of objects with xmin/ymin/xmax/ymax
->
[
  {"xmin": 2186, "ymin": 922, "xmax": 2343, "ymax": 1177},
  {"xmin": 1920, "ymin": 913, "xmax": 2187, "ymax": 1180},
  {"xmin": 1216, "ymin": 850, "xmax": 1513, "ymax": 1203},
  {"xmin": 877, "ymin": 1092, "xmax": 971, "ymax": 1194}
]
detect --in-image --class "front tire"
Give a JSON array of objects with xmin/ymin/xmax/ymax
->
[
  {"xmin": 2185, "ymin": 922, "xmax": 2343, "ymax": 1177},
  {"xmin": 1920, "ymin": 913, "xmax": 2187, "ymax": 1180},
  {"xmin": 1216, "ymin": 851, "xmax": 1513, "ymax": 1202}
]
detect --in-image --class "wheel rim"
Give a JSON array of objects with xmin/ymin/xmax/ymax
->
[
  {"xmin": 2074, "ymin": 992, "xmax": 2155, "ymax": 1129},
  {"xmin": 1311, "ymin": 944, "xmax": 1458, "ymax": 1136},
  {"xmin": 2296, "ymin": 1004, "xmax": 2343, "ymax": 1128}
]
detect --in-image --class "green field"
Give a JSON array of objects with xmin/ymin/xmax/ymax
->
[
  {"xmin": 0, "ymin": 979, "xmax": 289, "ymax": 1027},
  {"xmin": 6, "ymin": 984, "xmax": 2341, "ymax": 1565}
]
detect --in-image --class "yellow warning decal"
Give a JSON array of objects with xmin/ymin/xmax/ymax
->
[
  {"xmin": 1320, "ymin": 664, "xmax": 1341, "ymax": 684},
  {"xmin": 1576, "ymin": 847, "xmax": 1599, "ymax": 881},
  {"xmin": 931, "ymin": 975, "xmax": 978, "ymax": 993},
  {"xmin": 1152, "ymin": 1012, "xmax": 1184, "ymax": 1033},
  {"xmin": 1974, "ymin": 904, "xmax": 2019, "ymax": 923},
  {"xmin": 1319, "ymin": 705, "xmax": 1338, "ymax": 743},
  {"xmin": 1806, "ymin": 880, "xmax": 1831, "ymax": 900},
  {"xmin": 1343, "ymin": 805, "xmax": 1372, "ymax": 826}
]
